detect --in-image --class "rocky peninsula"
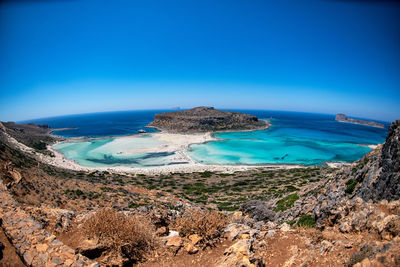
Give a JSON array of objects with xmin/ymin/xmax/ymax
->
[
  {"xmin": 335, "ymin": 113, "xmax": 385, "ymax": 128},
  {"xmin": 148, "ymin": 107, "xmax": 269, "ymax": 133}
]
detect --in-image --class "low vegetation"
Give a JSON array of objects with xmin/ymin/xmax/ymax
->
[
  {"xmin": 297, "ymin": 214, "xmax": 315, "ymax": 228},
  {"xmin": 345, "ymin": 179, "xmax": 358, "ymax": 194},
  {"xmin": 274, "ymin": 193, "xmax": 299, "ymax": 212},
  {"xmin": 173, "ymin": 208, "xmax": 228, "ymax": 243},
  {"xmin": 81, "ymin": 208, "xmax": 158, "ymax": 263}
]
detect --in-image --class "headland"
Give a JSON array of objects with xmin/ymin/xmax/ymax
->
[{"xmin": 335, "ymin": 113, "xmax": 385, "ymax": 128}]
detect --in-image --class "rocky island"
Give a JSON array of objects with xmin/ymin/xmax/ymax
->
[
  {"xmin": 335, "ymin": 113, "xmax": 385, "ymax": 128},
  {"xmin": 148, "ymin": 106, "xmax": 269, "ymax": 133}
]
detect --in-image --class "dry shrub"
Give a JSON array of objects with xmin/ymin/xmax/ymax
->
[
  {"xmin": 174, "ymin": 209, "xmax": 228, "ymax": 242},
  {"xmin": 81, "ymin": 208, "xmax": 158, "ymax": 262}
]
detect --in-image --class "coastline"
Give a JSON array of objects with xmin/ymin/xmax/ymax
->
[
  {"xmin": 46, "ymin": 133, "xmax": 309, "ymax": 174},
  {"xmin": 48, "ymin": 127, "xmax": 77, "ymax": 134},
  {"xmin": 336, "ymin": 119, "xmax": 385, "ymax": 129},
  {"xmin": 45, "ymin": 129, "xmax": 309, "ymax": 174},
  {"xmin": 3, "ymin": 126, "xmax": 312, "ymax": 174},
  {"xmin": 2, "ymin": 121, "xmax": 366, "ymax": 174},
  {"xmin": 145, "ymin": 119, "xmax": 271, "ymax": 134}
]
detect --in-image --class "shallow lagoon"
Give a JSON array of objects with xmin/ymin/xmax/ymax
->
[
  {"xmin": 48, "ymin": 110, "xmax": 388, "ymax": 167},
  {"xmin": 187, "ymin": 112, "xmax": 386, "ymax": 166},
  {"xmin": 188, "ymin": 130, "xmax": 372, "ymax": 166},
  {"xmin": 53, "ymin": 135, "xmax": 178, "ymax": 167}
]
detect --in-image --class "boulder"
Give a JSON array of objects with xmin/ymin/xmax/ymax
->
[
  {"xmin": 280, "ymin": 223, "xmax": 292, "ymax": 232},
  {"xmin": 156, "ymin": 226, "xmax": 169, "ymax": 236},
  {"xmin": 188, "ymin": 234, "xmax": 202, "ymax": 245},
  {"xmin": 166, "ymin": 235, "xmax": 183, "ymax": 248},
  {"xmin": 216, "ymin": 239, "xmax": 263, "ymax": 267},
  {"xmin": 224, "ymin": 223, "xmax": 251, "ymax": 241},
  {"xmin": 185, "ymin": 243, "xmax": 198, "ymax": 254},
  {"xmin": 240, "ymin": 200, "xmax": 275, "ymax": 222}
]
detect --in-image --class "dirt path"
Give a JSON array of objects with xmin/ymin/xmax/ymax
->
[{"xmin": 0, "ymin": 227, "xmax": 25, "ymax": 267}]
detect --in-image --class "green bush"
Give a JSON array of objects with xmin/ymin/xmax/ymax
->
[
  {"xmin": 32, "ymin": 141, "xmax": 47, "ymax": 151},
  {"xmin": 345, "ymin": 179, "xmax": 358, "ymax": 194},
  {"xmin": 274, "ymin": 193, "xmax": 299, "ymax": 212},
  {"xmin": 287, "ymin": 220, "xmax": 296, "ymax": 226},
  {"xmin": 297, "ymin": 214, "xmax": 315, "ymax": 228},
  {"xmin": 200, "ymin": 171, "xmax": 213, "ymax": 178}
]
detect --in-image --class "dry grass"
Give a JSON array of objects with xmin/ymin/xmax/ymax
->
[
  {"xmin": 81, "ymin": 208, "xmax": 158, "ymax": 262},
  {"xmin": 173, "ymin": 208, "xmax": 228, "ymax": 243}
]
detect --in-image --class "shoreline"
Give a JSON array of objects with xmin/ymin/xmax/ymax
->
[
  {"xmin": 2, "ymin": 123, "xmax": 358, "ymax": 175},
  {"xmin": 145, "ymin": 119, "xmax": 271, "ymax": 135},
  {"xmin": 46, "ymin": 131, "xmax": 352, "ymax": 174}
]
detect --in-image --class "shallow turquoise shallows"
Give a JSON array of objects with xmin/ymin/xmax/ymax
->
[
  {"xmin": 187, "ymin": 130, "xmax": 372, "ymax": 166},
  {"xmin": 187, "ymin": 113, "xmax": 386, "ymax": 166},
  {"xmin": 53, "ymin": 136, "xmax": 177, "ymax": 167},
  {"xmin": 48, "ymin": 110, "xmax": 388, "ymax": 167}
]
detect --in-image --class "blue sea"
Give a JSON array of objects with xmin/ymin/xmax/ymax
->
[{"xmin": 24, "ymin": 110, "xmax": 389, "ymax": 167}]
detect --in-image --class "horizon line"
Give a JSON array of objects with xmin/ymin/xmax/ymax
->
[{"xmin": 13, "ymin": 107, "xmax": 392, "ymax": 125}]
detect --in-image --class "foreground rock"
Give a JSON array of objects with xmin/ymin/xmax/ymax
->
[
  {"xmin": 0, "ymin": 179, "xmax": 98, "ymax": 266},
  {"xmin": 148, "ymin": 107, "xmax": 269, "ymax": 133}
]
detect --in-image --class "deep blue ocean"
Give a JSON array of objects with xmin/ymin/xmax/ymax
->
[
  {"xmin": 24, "ymin": 110, "xmax": 164, "ymax": 137},
  {"xmin": 23, "ymin": 110, "xmax": 390, "ymax": 167}
]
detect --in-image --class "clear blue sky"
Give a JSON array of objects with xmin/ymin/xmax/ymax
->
[{"xmin": 1, "ymin": 0, "xmax": 399, "ymax": 122}]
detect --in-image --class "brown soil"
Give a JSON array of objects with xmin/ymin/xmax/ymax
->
[
  {"xmin": 139, "ymin": 239, "xmax": 234, "ymax": 267},
  {"xmin": 0, "ymin": 227, "xmax": 25, "ymax": 267},
  {"xmin": 255, "ymin": 228, "xmax": 384, "ymax": 267}
]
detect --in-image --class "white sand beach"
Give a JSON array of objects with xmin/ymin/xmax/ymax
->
[{"xmin": 3, "ymin": 130, "xmax": 305, "ymax": 174}]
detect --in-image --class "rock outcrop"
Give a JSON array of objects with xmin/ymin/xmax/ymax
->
[
  {"xmin": 355, "ymin": 120, "xmax": 400, "ymax": 201},
  {"xmin": 313, "ymin": 120, "xmax": 400, "ymax": 230},
  {"xmin": 335, "ymin": 113, "xmax": 385, "ymax": 128},
  {"xmin": 148, "ymin": 107, "xmax": 269, "ymax": 133}
]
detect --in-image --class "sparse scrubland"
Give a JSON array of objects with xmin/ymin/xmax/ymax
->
[{"xmin": 0, "ymin": 120, "xmax": 399, "ymax": 266}]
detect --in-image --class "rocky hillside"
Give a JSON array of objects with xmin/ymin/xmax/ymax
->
[
  {"xmin": 0, "ymin": 121, "xmax": 59, "ymax": 151},
  {"xmin": 148, "ymin": 107, "xmax": 269, "ymax": 133},
  {"xmin": 1, "ymin": 119, "xmax": 399, "ymax": 266}
]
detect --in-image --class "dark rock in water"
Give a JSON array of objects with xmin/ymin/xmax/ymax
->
[
  {"xmin": 148, "ymin": 106, "xmax": 269, "ymax": 133},
  {"xmin": 335, "ymin": 113, "xmax": 384, "ymax": 128}
]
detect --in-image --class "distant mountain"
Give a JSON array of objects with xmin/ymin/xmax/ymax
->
[
  {"xmin": 335, "ymin": 113, "xmax": 384, "ymax": 128},
  {"xmin": 148, "ymin": 106, "xmax": 269, "ymax": 133}
]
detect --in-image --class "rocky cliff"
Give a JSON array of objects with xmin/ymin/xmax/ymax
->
[
  {"xmin": 356, "ymin": 120, "xmax": 400, "ymax": 201},
  {"xmin": 335, "ymin": 113, "xmax": 385, "ymax": 128},
  {"xmin": 148, "ymin": 107, "xmax": 269, "ymax": 133},
  {"xmin": 311, "ymin": 120, "xmax": 400, "ymax": 232}
]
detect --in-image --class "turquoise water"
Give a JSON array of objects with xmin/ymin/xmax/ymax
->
[
  {"xmin": 188, "ymin": 130, "xmax": 372, "ymax": 165},
  {"xmin": 53, "ymin": 136, "xmax": 179, "ymax": 167},
  {"xmin": 34, "ymin": 110, "xmax": 388, "ymax": 167},
  {"xmin": 187, "ymin": 113, "xmax": 387, "ymax": 166}
]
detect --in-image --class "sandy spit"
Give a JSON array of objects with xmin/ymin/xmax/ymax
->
[{"xmin": 4, "ymin": 130, "xmax": 305, "ymax": 175}]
